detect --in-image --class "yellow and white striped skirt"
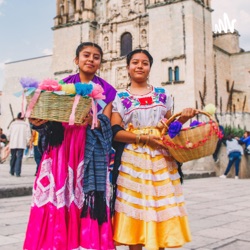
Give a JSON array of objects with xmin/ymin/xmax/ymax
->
[{"xmin": 113, "ymin": 127, "xmax": 191, "ymax": 249}]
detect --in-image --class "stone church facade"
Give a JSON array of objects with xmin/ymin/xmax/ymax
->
[{"xmin": 1, "ymin": 0, "xmax": 249, "ymax": 131}]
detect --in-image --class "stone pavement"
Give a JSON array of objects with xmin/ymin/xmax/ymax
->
[{"xmin": 1, "ymin": 160, "xmax": 250, "ymax": 249}]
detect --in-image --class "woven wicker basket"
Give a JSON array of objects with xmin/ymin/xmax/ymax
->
[
  {"xmin": 26, "ymin": 91, "xmax": 92, "ymax": 124},
  {"xmin": 162, "ymin": 111, "xmax": 220, "ymax": 163}
]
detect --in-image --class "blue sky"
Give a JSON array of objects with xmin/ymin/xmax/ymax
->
[
  {"xmin": 0, "ymin": 0, "xmax": 250, "ymax": 90},
  {"xmin": 0, "ymin": 0, "xmax": 55, "ymax": 89}
]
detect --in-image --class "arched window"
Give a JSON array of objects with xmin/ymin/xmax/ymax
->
[
  {"xmin": 60, "ymin": 4, "xmax": 64, "ymax": 16},
  {"xmin": 174, "ymin": 66, "xmax": 179, "ymax": 81},
  {"xmin": 69, "ymin": 0, "xmax": 76, "ymax": 11},
  {"xmin": 121, "ymin": 32, "xmax": 132, "ymax": 56},
  {"xmin": 168, "ymin": 67, "xmax": 173, "ymax": 82}
]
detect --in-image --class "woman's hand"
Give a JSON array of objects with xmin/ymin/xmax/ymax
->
[
  {"xmin": 29, "ymin": 118, "xmax": 48, "ymax": 126},
  {"xmin": 78, "ymin": 114, "xmax": 101, "ymax": 128},
  {"xmin": 83, "ymin": 114, "xmax": 93, "ymax": 126},
  {"xmin": 178, "ymin": 108, "xmax": 199, "ymax": 124},
  {"xmin": 141, "ymin": 135, "xmax": 166, "ymax": 150}
]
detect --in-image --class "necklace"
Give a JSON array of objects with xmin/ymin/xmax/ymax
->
[{"xmin": 127, "ymin": 84, "xmax": 151, "ymax": 95}]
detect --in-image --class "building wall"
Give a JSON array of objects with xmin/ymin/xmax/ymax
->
[
  {"xmin": 0, "ymin": 56, "xmax": 52, "ymax": 132},
  {"xmin": 213, "ymin": 47, "xmax": 250, "ymax": 113},
  {"xmin": 213, "ymin": 32, "xmax": 241, "ymax": 54},
  {"xmin": 231, "ymin": 52, "xmax": 250, "ymax": 90},
  {"xmin": 230, "ymin": 52, "xmax": 250, "ymax": 112},
  {"xmin": 1, "ymin": 0, "xmax": 249, "ymax": 131},
  {"xmin": 148, "ymin": 2, "xmax": 193, "ymax": 113},
  {"xmin": 148, "ymin": 1, "xmax": 214, "ymax": 113},
  {"xmin": 212, "ymin": 47, "xmax": 231, "ymax": 112},
  {"xmin": 52, "ymin": 22, "xmax": 96, "ymax": 80}
]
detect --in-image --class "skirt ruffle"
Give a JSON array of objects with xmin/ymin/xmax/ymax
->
[
  {"xmin": 24, "ymin": 124, "xmax": 114, "ymax": 250},
  {"xmin": 113, "ymin": 127, "xmax": 191, "ymax": 249}
]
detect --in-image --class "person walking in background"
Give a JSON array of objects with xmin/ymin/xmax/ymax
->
[
  {"xmin": 7, "ymin": 112, "xmax": 31, "ymax": 177},
  {"xmin": 0, "ymin": 127, "xmax": 8, "ymax": 163},
  {"xmin": 111, "ymin": 49, "xmax": 197, "ymax": 249},
  {"xmin": 24, "ymin": 42, "xmax": 116, "ymax": 250},
  {"xmin": 238, "ymin": 131, "xmax": 250, "ymax": 155},
  {"xmin": 0, "ymin": 143, "xmax": 10, "ymax": 164},
  {"xmin": 30, "ymin": 129, "xmax": 42, "ymax": 176},
  {"xmin": 0, "ymin": 127, "xmax": 7, "ymax": 146},
  {"xmin": 220, "ymin": 134, "xmax": 243, "ymax": 179}
]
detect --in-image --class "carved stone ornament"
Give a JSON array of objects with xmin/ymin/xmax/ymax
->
[
  {"xmin": 116, "ymin": 66, "xmax": 129, "ymax": 89},
  {"xmin": 141, "ymin": 29, "xmax": 147, "ymax": 47},
  {"xmin": 121, "ymin": 4, "xmax": 130, "ymax": 19}
]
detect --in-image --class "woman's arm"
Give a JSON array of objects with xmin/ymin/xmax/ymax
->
[
  {"xmin": 177, "ymin": 108, "xmax": 198, "ymax": 124},
  {"xmin": 164, "ymin": 110, "xmax": 172, "ymax": 119},
  {"xmin": 111, "ymin": 112, "xmax": 163, "ymax": 148},
  {"xmin": 164, "ymin": 108, "xmax": 198, "ymax": 124},
  {"xmin": 111, "ymin": 112, "xmax": 137, "ymax": 144},
  {"xmin": 103, "ymin": 102, "xmax": 112, "ymax": 119}
]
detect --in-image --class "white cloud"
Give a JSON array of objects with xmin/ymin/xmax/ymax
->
[
  {"xmin": 0, "ymin": 0, "xmax": 5, "ymax": 16},
  {"xmin": 42, "ymin": 48, "xmax": 52, "ymax": 55}
]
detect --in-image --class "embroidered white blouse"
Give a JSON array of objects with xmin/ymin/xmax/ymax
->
[{"xmin": 112, "ymin": 86, "xmax": 173, "ymax": 129}]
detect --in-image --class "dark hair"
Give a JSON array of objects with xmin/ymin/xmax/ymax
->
[
  {"xmin": 126, "ymin": 49, "xmax": 153, "ymax": 67},
  {"xmin": 17, "ymin": 112, "xmax": 23, "ymax": 119},
  {"xmin": 227, "ymin": 134, "xmax": 234, "ymax": 141},
  {"xmin": 245, "ymin": 131, "xmax": 250, "ymax": 137},
  {"xmin": 75, "ymin": 42, "xmax": 103, "ymax": 60}
]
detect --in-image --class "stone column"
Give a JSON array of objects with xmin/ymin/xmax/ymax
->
[
  {"xmin": 76, "ymin": 0, "xmax": 81, "ymax": 11},
  {"xmin": 85, "ymin": 0, "xmax": 93, "ymax": 9},
  {"xmin": 75, "ymin": 0, "xmax": 81, "ymax": 21},
  {"xmin": 64, "ymin": 0, "xmax": 69, "ymax": 15},
  {"xmin": 56, "ymin": 0, "xmax": 60, "ymax": 16}
]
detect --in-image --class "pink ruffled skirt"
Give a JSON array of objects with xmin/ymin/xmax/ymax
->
[{"xmin": 23, "ymin": 124, "xmax": 114, "ymax": 250}]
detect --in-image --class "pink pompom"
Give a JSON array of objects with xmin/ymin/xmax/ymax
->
[
  {"xmin": 38, "ymin": 79, "xmax": 62, "ymax": 91},
  {"xmin": 89, "ymin": 84, "xmax": 105, "ymax": 99}
]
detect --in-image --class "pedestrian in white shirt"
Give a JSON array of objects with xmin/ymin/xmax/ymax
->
[
  {"xmin": 7, "ymin": 112, "xmax": 31, "ymax": 177},
  {"xmin": 220, "ymin": 135, "xmax": 243, "ymax": 179}
]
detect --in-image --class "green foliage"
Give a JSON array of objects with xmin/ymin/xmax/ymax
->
[{"xmin": 224, "ymin": 125, "xmax": 244, "ymax": 138}]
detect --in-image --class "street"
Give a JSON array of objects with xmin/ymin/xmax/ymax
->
[{"xmin": 1, "ymin": 163, "xmax": 250, "ymax": 249}]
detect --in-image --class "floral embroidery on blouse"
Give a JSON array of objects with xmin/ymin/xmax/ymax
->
[{"xmin": 118, "ymin": 87, "xmax": 167, "ymax": 110}]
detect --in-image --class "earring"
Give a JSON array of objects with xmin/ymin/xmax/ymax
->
[{"xmin": 75, "ymin": 64, "xmax": 79, "ymax": 73}]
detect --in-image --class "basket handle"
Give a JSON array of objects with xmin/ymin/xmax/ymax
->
[
  {"xmin": 25, "ymin": 89, "xmax": 42, "ymax": 118},
  {"xmin": 166, "ymin": 110, "xmax": 217, "ymax": 127}
]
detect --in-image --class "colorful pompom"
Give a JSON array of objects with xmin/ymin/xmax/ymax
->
[
  {"xmin": 58, "ymin": 80, "xmax": 66, "ymax": 85},
  {"xmin": 61, "ymin": 84, "xmax": 76, "ymax": 95},
  {"xmin": 204, "ymin": 103, "xmax": 216, "ymax": 116},
  {"xmin": 75, "ymin": 82, "xmax": 93, "ymax": 96},
  {"xmin": 39, "ymin": 79, "xmax": 62, "ymax": 91},
  {"xmin": 20, "ymin": 77, "xmax": 39, "ymax": 89},
  {"xmin": 89, "ymin": 83, "xmax": 105, "ymax": 99}
]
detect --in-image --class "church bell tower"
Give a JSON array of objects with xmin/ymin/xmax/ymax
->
[{"xmin": 52, "ymin": 0, "xmax": 97, "ymax": 80}]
